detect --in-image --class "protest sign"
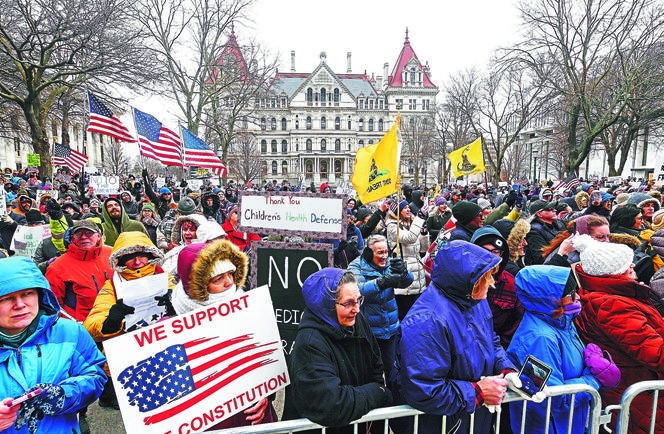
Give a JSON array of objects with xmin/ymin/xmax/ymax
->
[
  {"xmin": 238, "ymin": 191, "xmax": 347, "ymax": 239},
  {"xmin": 187, "ymin": 179, "xmax": 203, "ymax": 191},
  {"xmin": 10, "ymin": 225, "xmax": 51, "ymax": 257},
  {"xmin": 336, "ymin": 181, "xmax": 357, "ymax": 198},
  {"xmin": 90, "ymin": 175, "xmax": 120, "ymax": 195},
  {"xmin": 27, "ymin": 153, "xmax": 41, "ymax": 166},
  {"xmin": 250, "ymin": 241, "xmax": 333, "ymax": 360},
  {"xmin": 104, "ymin": 285, "xmax": 288, "ymax": 434},
  {"xmin": 115, "ymin": 273, "xmax": 170, "ymax": 330},
  {"xmin": 0, "ymin": 190, "xmax": 6, "ymax": 215},
  {"xmin": 155, "ymin": 177, "xmax": 165, "ymax": 189},
  {"xmin": 607, "ymin": 176, "xmax": 623, "ymax": 185}
]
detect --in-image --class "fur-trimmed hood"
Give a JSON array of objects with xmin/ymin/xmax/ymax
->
[
  {"xmin": 201, "ymin": 191, "xmax": 221, "ymax": 216},
  {"xmin": 109, "ymin": 231, "xmax": 164, "ymax": 272},
  {"xmin": 178, "ymin": 240, "xmax": 247, "ymax": 303},
  {"xmin": 575, "ymin": 191, "xmax": 589, "ymax": 210},
  {"xmin": 609, "ymin": 232, "xmax": 642, "ymax": 250},
  {"xmin": 170, "ymin": 213, "xmax": 208, "ymax": 246}
]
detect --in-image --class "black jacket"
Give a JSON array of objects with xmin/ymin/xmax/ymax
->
[
  {"xmin": 525, "ymin": 217, "xmax": 562, "ymax": 265},
  {"xmin": 283, "ymin": 308, "xmax": 389, "ymax": 431}
]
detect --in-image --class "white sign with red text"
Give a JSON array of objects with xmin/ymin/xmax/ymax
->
[{"xmin": 103, "ymin": 285, "xmax": 288, "ymax": 434}]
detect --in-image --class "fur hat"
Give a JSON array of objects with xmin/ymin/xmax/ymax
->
[
  {"xmin": 652, "ymin": 209, "xmax": 664, "ymax": 231},
  {"xmin": 627, "ymin": 192, "xmax": 661, "ymax": 211},
  {"xmin": 573, "ymin": 234, "xmax": 634, "ymax": 276},
  {"xmin": 575, "ymin": 191, "xmax": 590, "ymax": 209},
  {"xmin": 452, "ymin": 201, "xmax": 482, "ymax": 226}
]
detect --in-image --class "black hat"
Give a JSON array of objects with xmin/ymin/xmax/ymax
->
[
  {"xmin": 452, "ymin": 201, "xmax": 482, "ymax": 226},
  {"xmin": 529, "ymin": 199, "xmax": 556, "ymax": 214},
  {"xmin": 25, "ymin": 209, "xmax": 44, "ymax": 225}
]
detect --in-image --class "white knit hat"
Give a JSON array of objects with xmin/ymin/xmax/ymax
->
[
  {"xmin": 209, "ymin": 259, "xmax": 236, "ymax": 278},
  {"xmin": 477, "ymin": 198, "xmax": 491, "ymax": 210},
  {"xmin": 573, "ymin": 234, "xmax": 633, "ymax": 276}
]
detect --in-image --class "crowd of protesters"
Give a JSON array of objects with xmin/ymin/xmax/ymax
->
[{"xmin": 0, "ymin": 164, "xmax": 663, "ymax": 434}]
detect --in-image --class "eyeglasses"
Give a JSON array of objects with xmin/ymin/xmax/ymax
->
[
  {"xmin": 336, "ymin": 296, "xmax": 364, "ymax": 309},
  {"xmin": 72, "ymin": 230, "xmax": 96, "ymax": 239}
]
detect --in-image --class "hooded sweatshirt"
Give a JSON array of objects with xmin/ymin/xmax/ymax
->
[{"xmin": 101, "ymin": 197, "xmax": 149, "ymax": 247}]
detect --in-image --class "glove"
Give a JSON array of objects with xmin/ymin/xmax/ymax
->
[
  {"xmin": 584, "ymin": 343, "xmax": 621, "ymax": 388},
  {"xmin": 337, "ymin": 239, "xmax": 348, "ymax": 252},
  {"xmin": 506, "ymin": 371, "xmax": 549, "ymax": 402},
  {"xmin": 504, "ymin": 190, "xmax": 517, "ymax": 207},
  {"xmin": 45, "ymin": 199, "xmax": 63, "ymax": 220},
  {"xmin": 376, "ymin": 273, "xmax": 402, "ymax": 290},
  {"xmin": 389, "ymin": 257, "xmax": 407, "ymax": 275},
  {"xmin": 504, "ymin": 371, "xmax": 522, "ymax": 390},
  {"xmin": 142, "ymin": 168, "xmax": 148, "ymax": 178},
  {"xmin": 154, "ymin": 289, "xmax": 175, "ymax": 317},
  {"xmin": 14, "ymin": 384, "xmax": 65, "ymax": 434},
  {"xmin": 1, "ymin": 214, "xmax": 13, "ymax": 224},
  {"xmin": 514, "ymin": 195, "xmax": 524, "ymax": 209},
  {"xmin": 531, "ymin": 386, "xmax": 548, "ymax": 403},
  {"xmin": 417, "ymin": 204, "xmax": 429, "ymax": 219},
  {"xmin": 180, "ymin": 180, "xmax": 188, "ymax": 188},
  {"xmin": 101, "ymin": 299, "xmax": 135, "ymax": 334},
  {"xmin": 381, "ymin": 386, "xmax": 393, "ymax": 406}
]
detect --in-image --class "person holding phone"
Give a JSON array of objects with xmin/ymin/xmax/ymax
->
[
  {"xmin": 507, "ymin": 266, "xmax": 604, "ymax": 434},
  {"xmin": 0, "ymin": 257, "xmax": 106, "ymax": 434}
]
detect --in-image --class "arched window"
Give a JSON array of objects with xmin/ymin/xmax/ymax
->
[
  {"xmin": 282, "ymin": 161, "xmax": 288, "ymax": 175},
  {"xmin": 335, "ymin": 139, "xmax": 341, "ymax": 152},
  {"xmin": 321, "ymin": 116, "xmax": 326, "ymax": 130},
  {"xmin": 260, "ymin": 118, "xmax": 266, "ymax": 130},
  {"xmin": 281, "ymin": 118, "xmax": 287, "ymax": 130},
  {"xmin": 348, "ymin": 117, "xmax": 352, "ymax": 129},
  {"xmin": 295, "ymin": 116, "xmax": 299, "ymax": 129},
  {"xmin": 306, "ymin": 139, "xmax": 312, "ymax": 151},
  {"xmin": 321, "ymin": 139, "xmax": 326, "ymax": 151},
  {"xmin": 334, "ymin": 88, "xmax": 340, "ymax": 102},
  {"xmin": 320, "ymin": 88, "xmax": 326, "ymax": 102},
  {"xmin": 335, "ymin": 116, "xmax": 340, "ymax": 130},
  {"xmin": 271, "ymin": 118, "xmax": 276, "ymax": 130},
  {"xmin": 305, "ymin": 159, "xmax": 313, "ymax": 178},
  {"xmin": 320, "ymin": 160, "xmax": 328, "ymax": 177},
  {"xmin": 282, "ymin": 140, "xmax": 288, "ymax": 153},
  {"xmin": 359, "ymin": 118, "xmax": 364, "ymax": 131},
  {"xmin": 271, "ymin": 161, "xmax": 278, "ymax": 175},
  {"xmin": 334, "ymin": 159, "xmax": 343, "ymax": 176},
  {"xmin": 271, "ymin": 140, "xmax": 277, "ymax": 153},
  {"xmin": 358, "ymin": 139, "xmax": 364, "ymax": 147},
  {"xmin": 307, "ymin": 88, "xmax": 313, "ymax": 102},
  {"xmin": 378, "ymin": 119, "xmax": 384, "ymax": 132},
  {"xmin": 368, "ymin": 119, "xmax": 374, "ymax": 131},
  {"xmin": 261, "ymin": 140, "xmax": 267, "ymax": 153},
  {"xmin": 262, "ymin": 161, "xmax": 267, "ymax": 175},
  {"xmin": 306, "ymin": 116, "xmax": 312, "ymax": 130}
]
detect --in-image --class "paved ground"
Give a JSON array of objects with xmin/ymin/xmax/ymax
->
[{"xmin": 86, "ymin": 389, "xmax": 285, "ymax": 433}]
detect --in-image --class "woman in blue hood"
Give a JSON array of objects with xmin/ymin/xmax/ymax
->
[
  {"xmin": 0, "ymin": 257, "xmax": 106, "ymax": 434},
  {"xmin": 283, "ymin": 268, "xmax": 391, "ymax": 433},
  {"xmin": 507, "ymin": 266, "xmax": 602, "ymax": 434},
  {"xmin": 391, "ymin": 240, "xmax": 517, "ymax": 433}
]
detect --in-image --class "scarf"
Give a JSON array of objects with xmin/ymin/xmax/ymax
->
[
  {"xmin": 172, "ymin": 281, "xmax": 239, "ymax": 315},
  {"xmin": 0, "ymin": 309, "xmax": 45, "ymax": 348}
]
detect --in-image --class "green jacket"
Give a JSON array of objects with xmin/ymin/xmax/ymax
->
[{"xmin": 101, "ymin": 198, "xmax": 149, "ymax": 247}]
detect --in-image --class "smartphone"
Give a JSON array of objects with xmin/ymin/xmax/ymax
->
[
  {"xmin": 591, "ymin": 191, "xmax": 602, "ymax": 205},
  {"xmin": 517, "ymin": 355, "xmax": 553, "ymax": 398},
  {"xmin": 8, "ymin": 388, "xmax": 42, "ymax": 407}
]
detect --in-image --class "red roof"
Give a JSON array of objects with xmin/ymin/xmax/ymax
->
[
  {"xmin": 206, "ymin": 24, "xmax": 250, "ymax": 84},
  {"xmin": 388, "ymin": 29, "xmax": 436, "ymax": 88}
]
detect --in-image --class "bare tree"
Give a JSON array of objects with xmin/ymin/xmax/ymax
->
[
  {"xmin": 0, "ymin": 0, "xmax": 158, "ymax": 177},
  {"xmin": 103, "ymin": 141, "xmax": 131, "ymax": 176},
  {"xmin": 401, "ymin": 115, "xmax": 435, "ymax": 186},
  {"xmin": 227, "ymin": 132, "xmax": 263, "ymax": 185},
  {"xmin": 509, "ymin": 0, "xmax": 664, "ymax": 174},
  {"xmin": 435, "ymin": 90, "xmax": 476, "ymax": 183},
  {"xmin": 134, "ymin": 154, "xmax": 167, "ymax": 175}
]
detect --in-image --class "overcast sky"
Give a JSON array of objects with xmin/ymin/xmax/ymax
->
[{"xmin": 119, "ymin": 0, "xmax": 523, "ymax": 157}]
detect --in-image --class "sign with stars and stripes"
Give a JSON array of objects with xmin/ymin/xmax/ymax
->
[{"xmin": 103, "ymin": 285, "xmax": 289, "ymax": 434}]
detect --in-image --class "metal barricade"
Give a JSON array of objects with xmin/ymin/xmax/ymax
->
[
  {"xmin": 216, "ymin": 383, "xmax": 603, "ymax": 434},
  {"xmin": 603, "ymin": 380, "xmax": 664, "ymax": 434}
]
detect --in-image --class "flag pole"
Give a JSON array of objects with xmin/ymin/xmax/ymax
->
[{"xmin": 395, "ymin": 114, "xmax": 402, "ymax": 257}]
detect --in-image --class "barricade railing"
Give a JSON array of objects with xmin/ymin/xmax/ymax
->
[
  {"xmin": 602, "ymin": 380, "xmax": 664, "ymax": 434},
  {"xmin": 216, "ymin": 383, "xmax": 603, "ymax": 434}
]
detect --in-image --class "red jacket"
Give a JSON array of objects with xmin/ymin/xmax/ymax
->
[
  {"xmin": 222, "ymin": 220, "xmax": 261, "ymax": 252},
  {"xmin": 574, "ymin": 265, "xmax": 664, "ymax": 434},
  {"xmin": 46, "ymin": 240, "xmax": 113, "ymax": 322}
]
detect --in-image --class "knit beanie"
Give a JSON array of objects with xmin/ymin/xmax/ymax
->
[
  {"xmin": 614, "ymin": 192, "xmax": 630, "ymax": 207},
  {"xmin": 224, "ymin": 202, "xmax": 238, "ymax": 216},
  {"xmin": 209, "ymin": 259, "xmax": 236, "ymax": 278},
  {"xmin": 25, "ymin": 209, "xmax": 44, "ymax": 225},
  {"xmin": 452, "ymin": 201, "xmax": 482, "ymax": 226},
  {"xmin": 160, "ymin": 187, "xmax": 171, "ymax": 195},
  {"xmin": 573, "ymin": 234, "xmax": 634, "ymax": 276},
  {"xmin": 477, "ymin": 198, "xmax": 491, "ymax": 210},
  {"xmin": 177, "ymin": 197, "xmax": 197, "ymax": 215},
  {"xmin": 435, "ymin": 196, "xmax": 447, "ymax": 206},
  {"xmin": 142, "ymin": 203, "xmax": 156, "ymax": 214}
]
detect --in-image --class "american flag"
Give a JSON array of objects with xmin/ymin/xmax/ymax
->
[
  {"xmin": 117, "ymin": 335, "xmax": 278, "ymax": 425},
  {"xmin": 555, "ymin": 173, "xmax": 580, "ymax": 191},
  {"xmin": 52, "ymin": 143, "xmax": 88, "ymax": 172},
  {"xmin": 134, "ymin": 109, "xmax": 183, "ymax": 167},
  {"xmin": 87, "ymin": 91, "xmax": 136, "ymax": 143},
  {"xmin": 181, "ymin": 127, "xmax": 227, "ymax": 177}
]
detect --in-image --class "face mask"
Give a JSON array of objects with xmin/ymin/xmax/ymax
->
[{"xmin": 564, "ymin": 300, "xmax": 582, "ymax": 315}]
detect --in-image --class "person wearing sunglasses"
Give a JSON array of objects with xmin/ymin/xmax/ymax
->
[{"xmin": 284, "ymin": 268, "xmax": 391, "ymax": 432}]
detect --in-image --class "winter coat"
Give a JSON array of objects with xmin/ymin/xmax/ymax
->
[
  {"xmin": 222, "ymin": 220, "xmax": 261, "ymax": 252},
  {"xmin": 391, "ymin": 241, "xmax": 513, "ymax": 434},
  {"xmin": 201, "ymin": 191, "xmax": 224, "ymax": 225},
  {"xmin": 143, "ymin": 174, "xmax": 173, "ymax": 220},
  {"xmin": 347, "ymin": 250, "xmax": 413, "ymax": 339},
  {"xmin": 32, "ymin": 236, "xmax": 62, "ymax": 274},
  {"xmin": 0, "ymin": 257, "xmax": 106, "ymax": 434},
  {"xmin": 426, "ymin": 206, "xmax": 452, "ymax": 241},
  {"xmin": 120, "ymin": 191, "xmax": 139, "ymax": 219},
  {"xmin": 507, "ymin": 266, "xmax": 601, "ymax": 434},
  {"xmin": 161, "ymin": 214, "xmax": 210, "ymax": 277},
  {"xmin": 283, "ymin": 269, "xmax": 389, "ymax": 431},
  {"xmin": 101, "ymin": 198, "xmax": 149, "ymax": 247},
  {"xmin": 525, "ymin": 217, "xmax": 561, "ymax": 265},
  {"xmin": 45, "ymin": 237, "xmax": 112, "ymax": 322},
  {"xmin": 137, "ymin": 212, "xmax": 161, "ymax": 247},
  {"xmin": 574, "ymin": 266, "xmax": 664, "ymax": 434},
  {"xmin": 386, "ymin": 216, "xmax": 428, "ymax": 295},
  {"xmin": 448, "ymin": 221, "xmax": 476, "ymax": 242},
  {"xmin": 357, "ymin": 209, "xmax": 386, "ymax": 239},
  {"xmin": 488, "ymin": 270, "xmax": 524, "ymax": 349}
]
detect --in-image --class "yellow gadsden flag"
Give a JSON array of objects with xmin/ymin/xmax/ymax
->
[
  {"xmin": 351, "ymin": 118, "xmax": 402, "ymax": 203},
  {"xmin": 448, "ymin": 138, "xmax": 485, "ymax": 178}
]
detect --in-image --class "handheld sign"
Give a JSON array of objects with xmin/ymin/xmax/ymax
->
[
  {"xmin": 0, "ymin": 190, "xmax": 6, "ymax": 216},
  {"xmin": 250, "ymin": 241, "xmax": 333, "ymax": 361},
  {"xmin": 238, "ymin": 191, "xmax": 347, "ymax": 239},
  {"xmin": 90, "ymin": 175, "xmax": 120, "ymax": 195},
  {"xmin": 11, "ymin": 225, "xmax": 51, "ymax": 257},
  {"xmin": 103, "ymin": 285, "xmax": 288, "ymax": 434},
  {"xmin": 27, "ymin": 153, "xmax": 41, "ymax": 166}
]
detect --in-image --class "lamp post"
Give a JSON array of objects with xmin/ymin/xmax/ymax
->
[{"xmin": 532, "ymin": 148, "xmax": 539, "ymax": 186}]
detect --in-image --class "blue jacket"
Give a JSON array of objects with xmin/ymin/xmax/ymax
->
[
  {"xmin": 507, "ymin": 266, "xmax": 600, "ymax": 434},
  {"xmin": 347, "ymin": 250, "xmax": 413, "ymax": 339},
  {"xmin": 0, "ymin": 257, "xmax": 107, "ymax": 434},
  {"xmin": 391, "ymin": 241, "xmax": 514, "ymax": 433}
]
